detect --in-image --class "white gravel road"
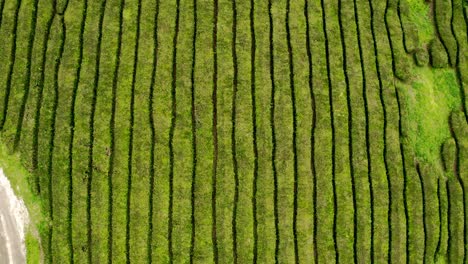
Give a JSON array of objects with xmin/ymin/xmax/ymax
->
[{"xmin": 0, "ymin": 168, "xmax": 29, "ymax": 264}]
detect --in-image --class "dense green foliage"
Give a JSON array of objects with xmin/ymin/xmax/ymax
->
[{"xmin": 0, "ymin": 0, "xmax": 467, "ymax": 263}]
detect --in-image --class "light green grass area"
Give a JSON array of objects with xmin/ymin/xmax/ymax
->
[
  {"xmin": 404, "ymin": 0, "xmax": 434, "ymax": 46},
  {"xmin": 25, "ymin": 231, "xmax": 42, "ymax": 264},
  {"xmin": 0, "ymin": 137, "xmax": 44, "ymax": 263},
  {"xmin": 398, "ymin": 67, "xmax": 461, "ymax": 167}
]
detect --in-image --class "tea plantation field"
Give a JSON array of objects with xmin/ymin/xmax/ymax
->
[{"xmin": 0, "ymin": 0, "xmax": 467, "ymax": 263}]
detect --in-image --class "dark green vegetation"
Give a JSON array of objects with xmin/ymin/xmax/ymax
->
[{"xmin": 0, "ymin": 0, "xmax": 467, "ymax": 263}]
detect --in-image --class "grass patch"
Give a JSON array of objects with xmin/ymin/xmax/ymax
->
[
  {"xmin": 398, "ymin": 67, "xmax": 461, "ymax": 167},
  {"xmin": 25, "ymin": 231, "xmax": 41, "ymax": 264},
  {"xmin": 0, "ymin": 137, "xmax": 44, "ymax": 263},
  {"xmin": 404, "ymin": 0, "xmax": 433, "ymax": 46}
]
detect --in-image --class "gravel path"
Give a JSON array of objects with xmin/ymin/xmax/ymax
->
[{"xmin": 0, "ymin": 169, "xmax": 29, "ymax": 264}]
